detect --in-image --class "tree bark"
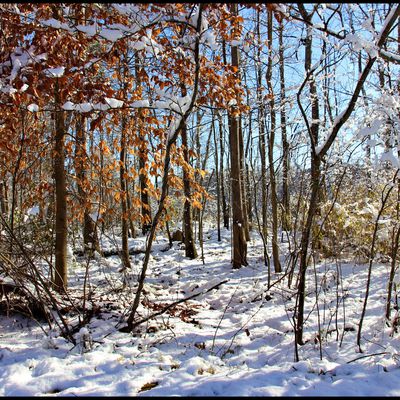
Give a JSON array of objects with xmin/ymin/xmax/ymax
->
[
  {"xmin": 53, "ymin": 79, "xmax": 68, "ymax": 292},
  {"xmin": 229, "ymin": 3, "xmax": 248, "ymax": 268},
  {"xmin": 213, "ymin": 113, "xmax": 221, "ymax": 241},
  {"xmin": 279, "ymin": 18, "xmax": 291, "ymax": 232},
  {"xmin": 256, "ymin": 8, "xmax": 268, "ymax": 241},
  {"xmin": 0, "ymin": 182, "xmax": 7, "ymax": 217},
  {"xmin": 135, "ymin": 52, "xmax": 152, "ymax": 236},
  {"xmin": 239, "ymin": 120, "xmax": 250, "ymax": 241},
  {"xmin": 266, "ymin": 8, "xmax": 282, "ymax": 273},
  {"xmin": 75, "ymin": 115, "xmax": 100, "ymax": 255},
  {"xmin": 119, "ymin": 113, "xmax": 131, "ymax": 271},
  {"xmin": 218, "ymin": 111, "xmax": 229, "ymax": 229},
  {"xmin": 295, "ymin": 4, "xmax": 321, "ymax": 345},
  {"xmin": 181, "ymin": 85, "xmax": 197, "ymax": 259}
]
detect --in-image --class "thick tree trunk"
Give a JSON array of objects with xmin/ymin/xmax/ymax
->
[
  {"xmin": 181, "ymin": 85, "xmax": 197, "ymax": 259},
  {"xmin": 228, "ymin": 3, "xmax": 247, "ymax": 268},
  {"xmin": 53, "ymin": 79, "xmax": 68, "ymax": 292},
  {"xmin": 229, "ymin": 113, "xmax": 248, "ymax": 268}
]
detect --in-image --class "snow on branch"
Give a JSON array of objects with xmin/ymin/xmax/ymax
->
[{"xmin": 316, "ymin": 4, "xmax": 400, "ymax": 158}]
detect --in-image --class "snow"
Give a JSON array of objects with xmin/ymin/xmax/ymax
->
[
  {"xmin": 76, "ymin": 24, "xmax": 97, "ymax": 37},
  {"xmin": 62, "ymin": 101, "xmax": 75, "ymax": 111},
  {"xmin": 380, "ymin": 150, "xmax": 399, "ymax": 168},
  {"xmin": 62, "ymin": 99, "xmax": 124, "ymax": 113},
  {"xmin": 104, "ymin": 97, "xmax": 124, "ymax": 109},
  {"xmin": 380, "ymin": 48, "xmax": 400, "ymax": 63},
  {"xmin": 9, "ymin": 49, "xmax": 30, "ymax": 83},
  {"xmin": 93, "ymin": 103, "xmax": 111, "ymax": 111},
  {"xmin": 2, "ymin": 227, "xmax": 400, "ymax": 396},
  {"xmin": 89, "ymin": 211, "xmax": 100, "ymax": 222},
  {"xmin": 75, "ymin": 103, "xmax": 93, "ymax": 113},
  {"xmin": 130, "ymin": 39, "xmax": 147, "ymax": 52},
  {"xmin": 357, "ymin": 119, "xmax": 383, "ymax": 139},
  {"xmin": 27, "ymin": 104, "xmax": 39, "ymax": 112},
  {"xmin": 230, "ymin": 39, "xmax": 242, "ymax": 47},
  {"xmin": 27, "ymin": 205, "xmax": 40, "ymax": 215},
  {"xmin": 131, "ymin": 99, "xmax": 150, "ymax": 108},
  {"xmin": 44, "ymin": 67, "xmax": 65, "ymax": 78},
  {"xmin": 40, "ymin": 18, "xmax": 71, "ymax": 32},
  {"xmin": 201, "ymin": 29, "xmax": 218, "ymax": 51},
  {"xmin": 99, "ymin": 28, "xmax": 124, "ymax": 42}
]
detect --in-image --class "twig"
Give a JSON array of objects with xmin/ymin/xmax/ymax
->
[{"xmin": 346, "ymin": 351, "xmax": 388, "ymax": 364}]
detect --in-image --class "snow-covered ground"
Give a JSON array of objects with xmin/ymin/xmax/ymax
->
[{"xmin": 1, "ymin": 227, "xmax": 400, "ymax": 396}]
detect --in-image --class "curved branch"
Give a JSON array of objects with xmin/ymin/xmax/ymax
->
[{"xmin": 318, "ymin": 4, "xmax": 400, "ymax": 158}]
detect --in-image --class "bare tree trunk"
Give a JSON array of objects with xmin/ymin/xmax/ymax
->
[
  {"xmin": 296, "ymin": 155, "xmax": 321, "ymax": 346},
  {"xmin": 279, "ymin": 18, "xmax": 291, "ymax": 232},
  {"xmin": 256, "ymin": 9, "xmax": 268, "ymax": 242},
  {"xmin": 218, "ymin": 111, "xmax": 229, "ymax": 229},
  {"xmin": 0, "ymin": 182, "xmax": 7, "ymax": 217},
  {"xmin": 192, "ymin": 110, "xmax": 203, "ymax": 226},
  {"xmin": 119, "ymin": 113, "xmax": 131, "ymax": 271},
  {"xmin": 119, "ymin": 56, "xmax": 131, "ymax": 271},
  {"xmin": 75, "ymin": 115, "xmax": 100, "ymax": 255},
  {"xmin": 239, "ymin": 120, "xmax": 250, "ymax": 241},
  {"xmin": 53, "ymin": 79, "xmax": 68, "ymax": 292},
  {"xmin": 135, "ymin": 53, "xmax": 152, "ymax": 236},
  {"xmin": 244, "ymin": 112, "xmax": 253, "ymax": 231},
  {"xmin": 181, "ymin": 84, "xmax": 197, "ymax": 259},
  {"xmin": 138, "ymin": 146, "xmax": 151, "ymax": 235},
  {"xmin": 125, "ymin": 171, "xmax": 136, "ymax": 238},
  {"xmin": 229, "ymin": 3, "xmax": 247, "ymax": 268},
  {"xmin": 295, "ymin": 4, "xmax": 320, "ymax": 346},
  {"xmin": 266, "ymin": 8, "xmax": 281, "ymax": 273},
  {"xmin": 213, "ymin": 113, "xmax": 221, "ymax": 241},
  {"xmin": 10, "ymin": 111, "xmax": 25, "ymax": 235}
]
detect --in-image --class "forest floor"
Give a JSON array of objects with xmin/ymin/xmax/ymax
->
[{"xmin": 1, "ymin": 226, "xmax": 400, "ymax": 396}]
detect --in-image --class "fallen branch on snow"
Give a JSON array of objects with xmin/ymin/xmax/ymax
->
[{"xmin": 119, "ymin": 279, "xmax": 229, "ymax": 332}]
